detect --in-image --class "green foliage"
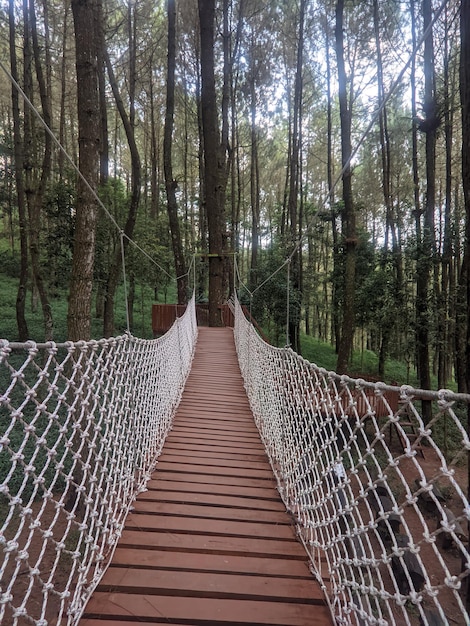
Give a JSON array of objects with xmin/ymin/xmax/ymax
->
[
  {"xmin": 0, "ymin": 351, "xmax": 73, "ymax": 514},
  {"xmin": 0, "ymin": 250, "xmax": 20, "ymax": 278},
  {"xmin": 44, "ymin": 181, "xmax": 76, "ymax": 291},
  {"xmin": 244, "ymin": 245, "xmax": 296, "ymax": 344},
  {"xmin": 0, "ymin": 273, "xmax": 161, "ymax": 342}
]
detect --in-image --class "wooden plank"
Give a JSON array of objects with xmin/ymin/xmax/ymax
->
[
  {"xmin": 159, "ymin": 451, "xmax": 271, "ymax": 468},
  {"xmin": 110, "ymin": 548, "xmax": 311, "ymax": 576},
  {"xmin": 161, "ymin": 444, "xmax": 267, "ymax": 461},
  {"xmin": 97, "ymin": 568, "xmax": 326, "ymax": 602},
  {"xmin": 151, "ymin": 471, "xmax": 275, "ymax": 489},
  {"xmin": 145, "ymin": 480, "xmax": 280, "ymax": 500},
  {"xmin": 82, "ymin": 593, "xmax": 332, "ymax": 626},
  {"xmin": 166, "ymin": 431, "xmax": 263, "ymax": 445},
  {"xmin": 124, "ymin": 514, "xmax": 296, "ymax": 540},
  {"xmin": 154, "ymin": 461, "xmax": 275, "ymax": 479},
  {"xmin": 119, "ymin": 530, "xmax": 308, "ymax": 558},
  {"xmin": 131, "ymin": 501, "xmax": 290, "ymax": 524},
  {"xmin": 165, "ymin": 435, "xmax": 265, "ymax": 450},
  {"xmin": 171, "ymin": 423, "xmax": 260, "ymax": 436},
  {"xmin": 138, "ymin": 490, "xmax": 287, "ymax": 511}
]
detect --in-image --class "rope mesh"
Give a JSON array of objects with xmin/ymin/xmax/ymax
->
[
  {"xmin": 0, "ymin": 295, "xmax": 197, "ymax": 626},
  {"xmin": 233, "ymin": 294, "xmax": 470, "ymax": 626}
]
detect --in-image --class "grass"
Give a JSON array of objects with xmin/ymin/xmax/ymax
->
[
  {"xmin": 300, "ymin": 333, "xmax": 421, "ymax": 387},
  {"xmin": 0, "ymin": 274, "xmax": 174, "ymax": 342}
]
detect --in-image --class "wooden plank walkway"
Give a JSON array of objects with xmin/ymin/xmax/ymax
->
[{"xmin": 79, "ymin": 327, "xmax": 332, "ymax": 626}]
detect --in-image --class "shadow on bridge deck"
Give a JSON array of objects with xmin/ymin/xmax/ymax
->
[{"xmin": 79, "ymin": 327, "xmax": 332, "ymax": 626}]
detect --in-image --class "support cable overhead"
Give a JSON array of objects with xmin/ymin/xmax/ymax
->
[
  {"xmin": 0, "ymin": 59, "xmax": 193, "ymax": 289},
  {"xmin": 1, "ymin": 0, "xmax": 454, "ymax": 313}
]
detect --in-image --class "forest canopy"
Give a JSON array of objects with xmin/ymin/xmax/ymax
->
[{"xmin": 0, "ymin": 0, "xmax": 469, "ymax": 393}]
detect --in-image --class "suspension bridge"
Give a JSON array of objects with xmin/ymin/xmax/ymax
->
[{"xmin": 1, "ymin": 295, "xmax": 470, "ymax": 626}]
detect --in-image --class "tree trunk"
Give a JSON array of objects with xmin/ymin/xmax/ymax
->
[
  {"xmin": 164, "ymin": 0, "xmax": 188, "ymax": 305},
  {"xmin": 286, "ymin": 0, "xmax": 305, "ymax": 355},
  {"xmin": 249, "ymin": 29, "xmax": 260, "ymax": 281},
  {"xmin": 460, "ymin": 0, "xmax": 470, "ymax": 610},
  {"xmin": 9, "ymin": 0, "xmax": 29, "ymax": 341},
  {"xmin": 102, "ymin": 40, "xmax": 141, "ymax": 337},
  {"xmin": 439, "ymin": 5, "xmax": 455, "ymax": 389},
  {"xmin": 68, "ymin": 0, "xmax": 100, "ymax": 341},
  {"xmin": 324, "ymin": 19, "xmax": 340, "ymax": 352},
  {"xmin": 461, "ymin": 0, "xmax": 470, "ymax": 393},
  {"xmin": 335, "ymin": 0, "xmax": 356, "ymax": 374},
  {"xmin": 95, "ymin": 0, "xmax": 108, "ymax": 185},
  {"xmin": 198, "ymin": 0, "xmax": 225, "ymax": 326},
  {"xmin": 23, "ymin": 0, "xmax": 53, "ymax": 341},
  {"xmin": 415, "ymin": 0, "xmax": 436, "ymax": 422}
]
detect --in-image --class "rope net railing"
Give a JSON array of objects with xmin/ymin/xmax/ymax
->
[
  {"xmin": 233, "ymin": 294, "xmax": 470, "ymax": 626},
  {"xmin": 0, "ymin": 295, "xmax": 197, "ymax": 626}
]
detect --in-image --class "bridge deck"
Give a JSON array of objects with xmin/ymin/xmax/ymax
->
[{"xmin": 79, "ymin": 327, "xmax": 332, "ymax": 626}]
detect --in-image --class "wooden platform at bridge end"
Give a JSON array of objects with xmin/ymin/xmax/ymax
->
[{"xmin": 79, "ymin": 327, "xmax": 332, "ymax": 626}]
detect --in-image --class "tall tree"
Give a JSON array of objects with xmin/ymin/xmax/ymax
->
[
  {"xmin": 9, "ymin": 0, "xmax": 29, "ymax": 341},
  {"xmin": 249, "ymin": 25, "xmax": 260, "ymax": 280},
  {"xmin": 415, "ymin": 0, "xmax": 437, "ymax": 421},
  {"xmin": 335, "ymin": 0, "xmax": 356, "ymax": 374},
  {"xmin": 462, "ymin": 0, "xmax": 470, "ymax": 397},
  {"xmin": 102, "ymin": 5, "xmax": 142, "ymax": 337},
  {"xmin": 461, "ymin": 0, "xmax": 470, "ymax": 610},
  {"xmin": 285, "ymin": 0, "xmax": 306, "ymax": 355},
  {"xmin": 198, "ymin": 0, "xmax": 226, "ymax": 326},
  {"xmin": 68, "ymin": 0, "xmax": 100, "ymax": 341},
  {"xmin": 23, "ymin": 0, "xmax": 53, "ymax": 340},
  {"xmin": 164, "ymin": 0, "xmax": 188, "ymax": 304}
]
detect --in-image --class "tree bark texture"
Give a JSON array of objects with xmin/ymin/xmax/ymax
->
[
  {"xmin": 68, "ymin": 0, "xmax": 100, "ymax": 341},
  {"xmin": 23, "ymin": 0, "xmax": 53, "ymax": 341},
  {"xmin": 9, "ymin": 0, "xmax": 29, "ymax": 341},
  {"xmin": 103, "ymin": 39, "xmax": 142, "ymax": 337},
  {"xmin": 198, "ymin": 0, "xmax": 225, "ymax": 326},
  {"xmin": 415, "ymin": 0, "xmax": 436, "ymax": 422},
  {"xmin": 164, "ymin": 0, "xmax": 188, "ymax": 305},
  {"xmin": 335, "ymin": 0, "xmax": 356, "ymax": 375}
]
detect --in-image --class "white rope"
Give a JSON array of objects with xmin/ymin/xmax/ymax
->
[
  {"xmin": 0, "ymin": 296, "xmax": 197, "ymax": 626},
  {"xmin": 233, "ymin": 293, "xmax": 470, "ymax": 626}
]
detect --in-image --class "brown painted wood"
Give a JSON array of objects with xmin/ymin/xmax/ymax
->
[
  {"xmin": 110, "ymin": 548, "xmax": 312, "ymax": 576},
  {"xmin": 131, "ymin": 501, "xmax": 290, "ymax": 523},
  {"xmin": 79, "ymin": 327, "xmax": 331, "ymax": 626},
  {"xmin": 124, "ymin": 514, "xmax": 297, "ymax": 540},
  {"xmin": 130, "ymin": 500, "xmax": 291, "ymax": 525},
  {"xmin": 138, "ymin": 489, "xmax": 287, "ymax": 510},
  {"xmin": 153, "ymin": 461, "xmax": 275, "ymax": 479},
  {"xmin": 159, "ymin": 452, "xmax": 271, "ymax": 468},
  {"xmin": 81, "ymin": 594, "xmax": 332, "ymax": 625}
]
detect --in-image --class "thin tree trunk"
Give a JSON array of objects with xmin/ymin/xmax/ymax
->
[
  {"xmin": 439, "ymin": 5, "xmax": 454, "ymax": 389},
  {"xmin": 249, "ymin": 29, "xmax": 260, "ymax": 282},
  {"xmin": 24, "ymin": 0, "xmax": 53, "ymax": 341},
  {"xmin": 415, "ymin": 0, "xmax": 436, "ymax": 422},
  {"xmin": 325, "ymin": 20, "xmax": 340, "ymax": 352},
  {"xmin": 459, "ymin": 0, "xmax": 470, "ymax": 609},
  {"xmin": 149, "ymin": 55, "xmax": 160, "ymax": 220},
  {"xmin": 335, "ymin": 0, "xmax": 356, "ymax": 374},
  {"xmin": 68, "ymin": 0, "xmax": 100, "ymax": 341},
  {"xmin": 164, "ymin": 0, "xmax": 188, "ymax": 304},
  {"xmin": 198, "ymin": 0, "xmax": 225, "ymax": 326},
  {"xmin": 103, "ymin": 40, "xmax": 142, "ymax": 337},
  {"xmin": 286, "ymin": 0, "xmax": 305, "ymax": 355},
  {"xmin": 9, "ymin": 0, "xmax": 29, "ymax": 341},
  {"xmin": 461, "ymin": 0, "xmax": 470, "ymax": 394}
]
